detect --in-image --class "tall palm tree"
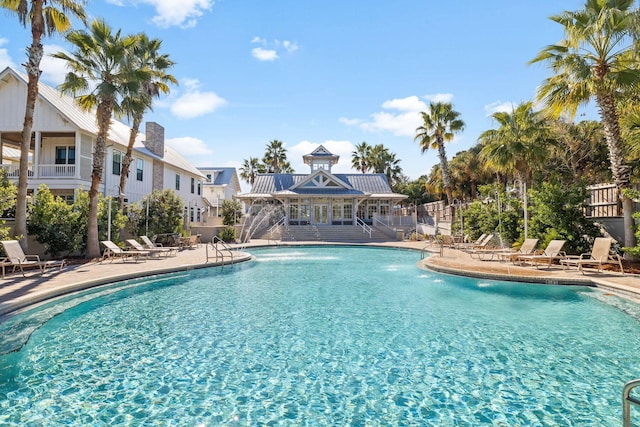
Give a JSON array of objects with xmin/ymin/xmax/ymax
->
[
  {"xmin": 351, "ymin": 141, "xmax": 371, "ymax": 173},
  {"xmin": 530, "ymin": 0, "xmax": 640, "ymax": 251},
  {"xmin": 53, "ymin": 19, "xmax": 140, "ymax": 259},
  {"xmin": 1, "ymin": 0, "xmax": 86, "ymax": 251},
  {"xmin": 263, "ymin": 140, "xmax": 288, "ymax": 173},
  {"xmin": 414, "ymin": 102, "xmax": 465, "ymax": 205},
  {"xmin": 240, "ymin": 157, "xmax": 266, "ymax": 185},
  {"xmin": 118, "ymin": 34, "xmax": 177, "ymax": 209},
  {"xmin": 478, "ymin": 102, "xmax": 550, "ymax": 185}
]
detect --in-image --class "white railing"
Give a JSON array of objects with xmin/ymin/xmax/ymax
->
[
  {"xmin": 0, "ymin": 164, "xmax": 75, "ymax": 178},
  {"xmin": 39, "ymin": 164, "xmax": 76, "ymax": 178},
  {"xmin": 0, "ymin": 164, "xmax": 33, "ymax": 178},
  {"xmin": 356, "ymin": 217, "xmax": 372, "ymax": 238}
]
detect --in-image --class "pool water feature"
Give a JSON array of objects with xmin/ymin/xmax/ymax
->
[{"xmin": 1, "ymin": 246, "xmax": 639, "ymax": 425}]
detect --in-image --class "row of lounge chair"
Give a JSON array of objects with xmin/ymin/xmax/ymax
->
[
  {"xmin": 0, "ymin": 235, "xmax": 188, "ymax": 278},
  {"xmin": 459, "ymin": 235, "xmax": 624, "ymax": 274},
  {"xmin": 100, "ymin": 236, "xmax": 180, "ymax": 263}
]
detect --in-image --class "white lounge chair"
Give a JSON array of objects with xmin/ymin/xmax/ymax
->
[
  {"xmin": 495, "ymin": 238, "xmax": 539, "ymax": 263},
  {"xmin": 0, "ymin": 240, "xmax": 66, "ymax": 278},
  {"xmin": 141, "ymin": 236, "xmax": 179, "ymax": 256},
  {"xmin": 560, "ymin": 237, "xmax": 624, "ymax": 274},
  {"xmin": 101, "ymin": 240, "xmax": 149, "ymax": 263},
  {"xmin": 126, "ymin": 239, "xmax": 174, "ymax": 258},
  {"xmin": 517, "ymin": 240, "xmax": 566, "ymax": 268}
]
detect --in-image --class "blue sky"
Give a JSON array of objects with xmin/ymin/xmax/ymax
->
[{"xmin": 0, "ymin": 0, "xmax": 589, "ymax": 191}]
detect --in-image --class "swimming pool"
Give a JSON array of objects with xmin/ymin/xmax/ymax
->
[{"xmin": 0, "ymin": 246, "xmax": 639, "ymax": 425}]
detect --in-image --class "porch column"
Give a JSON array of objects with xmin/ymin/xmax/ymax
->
[
  {"xmin": 34, "ymin": 131, "xmax": 41, "ymax": 179},
  {"xmin": 75, "ymin": 132, "xmax": 81, "ymax": 178}
]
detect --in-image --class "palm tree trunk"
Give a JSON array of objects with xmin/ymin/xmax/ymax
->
[
  {"xmin": 596, "ymin": 92, "xmax": 637, "ymax": 256},
  {"xmin": 86, "ymin": 102, "xmax": 113, "ymax": 259},
  {"xmin": 14, "ymin": 1, "xmax": 46, "ymax": 252},
  {"xmin": 437, "ymin": 140, "xmax": 453, "ymax": 205},
  {"xmin": 118, "ymin": 114, "xmax": 142, "ymax": 210}
]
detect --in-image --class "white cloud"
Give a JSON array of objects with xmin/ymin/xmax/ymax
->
[
  {"xmin": 165, "ymin": 136, "xmax": 214, "ymax": 162},
  {"xmin": 40, "ymin": 44, "xmax": 69, "ymax": 85},
  {"xmin": 424, "ymin": 93, "xmax": 454, "ymax": 103},
  {"xmin": 342, "ymin": 95, "xmax": 428, "ymax": 137},
  {"xmin": 251, "ymin": 37, "xmax": 299, "ymax": 61},
  {"xmin": 339, "ymin": 117, "xmax": 362, "ymax": 126},
  {"xmin": 109, "ymin": 0, "xmax": 213, "ymax": 28},
  {"xmin": 289, "ymin": 140, "xmax": 356, "ymax": 173},
  {"xmin": 251, "ymin": 47, "xmax": 278, "ymax": 62},
  {"xmin": 381, "ymin": 95, "xmax": 426, "ymax": 112},
  {"xmin": 170, "ymin": 78, "xmax": 226, "ymax": 119},
  {"xmin": 0, "ymin": 38, "xmax": 16, "ymax": 70},
  {"xmin": 484, "ymin": 101, "xmax": 514, "ymax": 116},
  {"xmin": 361, "ymin": 110, "xmax": 422, "ymax": 137},
  {"xmin": 281, "ymin": 40, "xmax": 299, "ymax": 53}
]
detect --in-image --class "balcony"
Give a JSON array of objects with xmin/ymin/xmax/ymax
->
[{"xmin": 0, "ymin": 164, "xmax": 75, "ymax": 178}]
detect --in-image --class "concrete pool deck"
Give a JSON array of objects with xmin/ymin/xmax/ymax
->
[{"xmin": 0, "ymin": 239, "xmax": 639, "ymax": 318}]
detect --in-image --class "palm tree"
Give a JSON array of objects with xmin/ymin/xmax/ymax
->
[
  {"xmin": 240, "ymin": 157, "xmax": 266, "ymax": 185},
  {"xmin": 351, "ymin": 141, "xmax": 371, "ymax": 173},
  {"xmin": 478, "ymin": 102, "xmax": 550, "ymax": 185},
  {"xmin": 53, "ymin": 19, "xmax": 140, "ymax": 259},
  {"xmin": 530, "ymin": 0, "xmax": 640, "ymax": 252},
  {"xmin": 367, "ymin": 144, "xmax": 403, "ymax": 186},
  {"xmin": 414, "ymin": 102, "xmax": 465, "ymax": 205},
  {"xmin": 1, "ymin": 0, "xmax": 86, "ymax": 251},
  {"xmin": 449, "ymin": 146, "xmax": 488, "ymax": 200},
  {"xmin": 263, "ymin": 140, "xmax": 288, "ymax": 173},
  {"xmin": 118, "ymin": 34, "xmax": 177, "ymax": 209}
]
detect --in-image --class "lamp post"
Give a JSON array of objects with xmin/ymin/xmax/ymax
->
[
  {"xmin": 452, "ymin": 198, "xmax": 464, "ymax": 242},
  {"xmin": 512, "ymin": 179, "xmax": 528, "ymax": 239},
  {"xmin": 107, "ymin": 184, "xmax": 125, "ymax": 241}
]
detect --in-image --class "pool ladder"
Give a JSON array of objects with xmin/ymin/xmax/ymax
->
[
  {"xmin": 623, "ymin": 379, "xmax": 640, "ymax": 426},
  {"xmin": 206, "ymin": 237, "xmax": 235, "ymax": 266}
]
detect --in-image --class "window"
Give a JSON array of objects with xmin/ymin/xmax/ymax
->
[
  {"xmin": 206, "ymin": 174, "xmax": 212, "ymax": 182},
  {"xmin": 175, "ymin": 173, "xmax": 180, "ymax": 190},
  {"xmin": 55, "ymin": 147, "xmax": 66, "ymax": 165},
  {"xmin": 197, "ymin": 182, "xmax": 201, "ymax": 195},
  {"xmin": 112, "ymin": 150, "xmax": 123, "ymax": 175},
  {"xmin": 136, "ymin": 159, "xmax": 144, "ymax": 181},
  {"xmin": 55, "ymin": 146, "xmax": 75, "ymax": 165},
  {"xmin": 191, "ymin": 177, "xmax": 195, "ymax": 194}
]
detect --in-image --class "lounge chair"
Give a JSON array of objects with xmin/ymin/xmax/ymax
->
[
  {"xmin": 140, "ymin": 235, "xmax": 179, "ymax": 256},
  {"xmin": 0, "ymin": 240, "xmax": 66, "ymax": 278},
  {"xmin": 126, "ymin": 239, "xmax": 175, "ymax": 258},
  {"xmin": 101, "ymin": 240, "xmax": 150, "ymax": 263},
  {"xmin": 495, "ymin": 238, "xmax": 539, "ymax": 263},
  {"xmin": 455, "ymin": 233, "xmax": 487, "ymax": 250},
  {"xmin": 517, "ymin": 240, "xmax": 566, "ymax": 268},
  {"xmin": 461, "ymin": 234, "xmax": 494, "ymax": 252},
  {"xmin": 560, "ymin": 237, "xmax": 624, "ymax": 274}
]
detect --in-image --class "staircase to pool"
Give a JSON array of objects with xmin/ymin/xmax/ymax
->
[{"xmin": 257, "ymin": 225, "xmax": 392, "ymax": 243}]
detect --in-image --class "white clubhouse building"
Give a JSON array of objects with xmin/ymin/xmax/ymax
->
[{"xmin": 237, "ymin": 145, "xmax": 406, "ymax": 227}]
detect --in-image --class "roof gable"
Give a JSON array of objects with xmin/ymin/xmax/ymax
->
[{"xmin": 291, "ymin": 169, "xmax": 352, "ymax": 191}]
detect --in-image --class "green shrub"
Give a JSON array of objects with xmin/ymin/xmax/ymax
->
[
  {"xmin": 28, "ymin": 185, "xmax": 82, "ymax": 256},
  {"xmin": 218, "ymin": 227, "xmax": 236, "ymax": 243}
]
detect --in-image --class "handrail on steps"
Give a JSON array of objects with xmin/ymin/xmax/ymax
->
[
  {"xmin": 207, "ymin": 237, "xmax": 235, "ymax": 265},
  {"xmin": 356, "ymin": 217, "xmax": 372, "ymax": 238},
  {"xmin": 623, "ymin": 379, "xmax": 640, "ymax": 427}
]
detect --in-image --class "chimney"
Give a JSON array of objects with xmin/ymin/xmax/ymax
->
[{"xmin": 145, "ymin": 122, "xmax": 165, "ymax": 158}]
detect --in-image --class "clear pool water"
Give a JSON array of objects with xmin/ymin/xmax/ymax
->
[{"xmin": 1, "ymin": 246, "xmax": 640, "ymax": 426}]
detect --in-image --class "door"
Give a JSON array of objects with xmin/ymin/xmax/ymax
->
[{"xmin": 313, "ymin": 204, "xmax": 328, "ymax": 224}]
